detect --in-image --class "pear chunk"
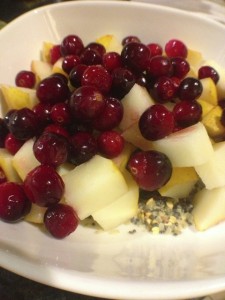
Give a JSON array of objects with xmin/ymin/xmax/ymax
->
[
  {"xmin": 63, "ymin": 155, "xmax": 128, "ymax": 220},
  {"xmin": 0, "ymin": 149, "xmax": 21, "ymax": 182},
  {"xmin": 96, "ymin": 34, "xmax": 122, "ymax": 53}
]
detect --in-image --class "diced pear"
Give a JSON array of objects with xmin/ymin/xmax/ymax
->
[
  {"xmin": 57, "ymin": 162, "xmax": 75, "ymax": 176},
  {"xmin": 192, "ymin": 186, "xmax": 225, "ymax": 231},
  {"xmin": 31, "ymin": 60, "xmax": 52, "ymax": 81},
  {"xmin": 122, "ymin": 122, "xmax": 154, "ymax": 151},
  {"xmin": 0, "ymin": 149, "xmax": 21, "ymax": 182},
  {"xmin": 12, "ymin": 139, "xmax": 39, "ymax": 180},
  {"xmin": 152, "ymin": 122, "xmax": 214, "ymax": 167},
  {"xmin": 63, "ymin": 155, "xmax": 128, "ymax": 220},
  {"xmin": 112, "ymin": 142, "xmax": 135, "ymax": 172},
  {"xmin": 24, "ymin": 204, "xmax": 47, "ymax": 224},
  {"xmin": 119, "ymin": 83, "xmax": 155, "ymax": 131},
  {"xmin": 41, "ymin": 41, "xmax": 54, "ymax": 63},
  {"xmin": 52, "ymin": 57, "xmax": 68, "ymax": 77},
  {"xmin": 197, "ymin": 99, "xmax": 214, "ymax": 117},
  {"xmin": 197, "ymin": 78, "xmax": 218, "ymax": 106},
  {"xmin": 201, "ymin": 105, "xmax": 225, "ymax": 139},
  {"xmin": 186, "ymin": 48, "xmax": 203, "ymax": 69},
  {"xmin": 0, "ymin": 84, "xmax": 39, "ymax": 111},
  {"xmin": 195, "ymin": 141, "xmax": 225, "ymax": 189},
  {"xmin": 92, "ymin": 171, "xmax": 139, "ymax": 230},
  {"xmin": 159, "ymin": 167, "xmax": 199, "ymax": 199},
  {"xmin": 96, "ymin": 34, "xmax": 122, "ymax": 53}
]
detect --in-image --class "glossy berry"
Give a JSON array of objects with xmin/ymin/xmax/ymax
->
[
  {"xmin": 110, "ymin": 67, "xmax": 135, "ymax": 99},
  {"xmin": 44, "ymin": 124, "xmax": 70, "ymax": 139},
  {"xmin": 171, "ymin": 57, "xmax": 190, "ymax": 79},
  {"xmin": 69, "ymin": 64, "xmax": 88, "ymax": 88},
  {"xmin": 69, "ymin": 85, "xmax": 105, "ymax": 121},
  {"xmin": 122, "ymin": 35, "xmax": 141, "ymax": 46},
  {"xmin": 146, "ymin": 55, "xmax": 173, "ymax": 78},
  {"xmin": 60, "ymin": 34, "xmax": 84, "ymax": 56},
  {"xmin": 151, "ymin": 76, "xmax": 176, "ymax": 103},
  {"xmin": 198, "ymin": 65, "xmax": 219, "ymax": 84},
  {"xmin": 44, "ymin": 203, "xmax": 79, "ymax": 239},
  {"xmin": 92, "ymin": 96, "xmax": 123, "ymax": 131},
  {"xmin": 49, "ymin": 44, "xmax": 61, "ymax": 65},
  {"xmin": 85, "ymin": 42, "xmax": 106, "ymax": 57},
  {"xmin": 173, "ymin": 100, "xmax": 202, "ymax": 128},
  {"xmin": 139, "ymin": 104, "xmax": 175, "ymax": 140},
  {"xmin": 147, "ymin": 43, "xmax": 163, "ymax": 57},
  {"xmin": 15, "ymin": 70, "xmax": 36, "ymax": 88},
  {"xmin": 127, "ymin": 150, "xmax": 172, "ymax": 191},
  {"xmin": 69, "ymin": 131, "xmax": 97, "ymax": 165},
  {"xmin": 62, "ymin": 54, "xmax": 80, "ymax": 74},
  {"xmin": 97, "ymin": 130, "xmax": 124, "ymax": 158},
  {"xmin": 50, "ymin": 72, "xmax": 68, "ymax": 85},
  {"xmin": 80, "ymin": 48, "xmax": 102, "ymax": 65},
  {"xmin": 50, "ymin": 102, "xmax": 71, "ymax": 125},
  {"xmin": 0, "ymin": 118, "xmax": 9, "ymax": 147},
  {"xmin": 24, "ymin": 165, "xmax": 64, "ymax": 207},
  {"xmin": 0, "ymin": 182, "xmax": 31, "ymax": 222},
  {"xmin": 81, "ymin": 65, "xmax": 112, "ymax": 95},
  {"xmin": 165, "ymin": 39, "xmax": 188, "ymax": 58},
  {"xmin": 33, "ymin": 102, "xmax": 52, "ymax": 128},
  {"xmin": 103, "ymin": 52, "xmax": 122, "ymax": 72},
  {"xmin": 4, "ymin": 133, "xmax": 25, "ymax": 155},
  {"xmin": 178, "ymin": 77, "xmax": 203, "ymax": 101}
]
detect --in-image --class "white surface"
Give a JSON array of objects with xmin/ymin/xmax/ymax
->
[{"xmin": 1, "ymin": 1, "xmax": 225, "ymax": 299}]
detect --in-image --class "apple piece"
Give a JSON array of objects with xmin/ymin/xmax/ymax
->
[
  {"xmin": 197, "ymin": 77, "xmax": 218, "ymax": 106},
  {"xmin": 92, "ymin": 171, "xmax": 139, "ymax": 230},
  {"xmin": 63, "ymin": 155, "xmax": 128, "ymax": 220},
  {"xmin": 159, "ymin": 167, "xmax": 199, "ymax": 199},
  {"xmin": 0, "ymin": 84, "xmax": 39, "ymax": 111},
  {"xmin": 197, "ymin": 99, "xmax": 214, "ymax": 117},
  {"xmin": 195, "ymin": 141, "xmax": 225, "ymax": 189},
  {"xmin": 122, "ymin": 122, "xmax": 154, "ymax": 151},
  {"xmin": 119, "ymin": 83, "xmax": 155, "ymax": 131},
  {"xmin": 192, "ymin": 186, "xmax": 225, "ymax": 231},
  {"xmin": 31, "ymin": 60, "xmax": 52, "ymax": 81},
  {"xmin": 152, "ymin": 122, "xmax": 214, "ymax": 167},
  {"xmin": 96, "ymin": 34, "xmax": 122, "ymax": 54},
  {"xmin": 112, "ymin": 142, "xmax": 135, "ymax": 172},
  {"xmin": 24, "ymin": 204, "xmax": 47, "ymax": 224},
  {"xmin": 41, "ymin": 41, "xmax": 54, "ymax": 63},
  {"xmin": 12, "ymin": 139, "xmax": 39, "ymax": 180},
  {"xmin": 0, "ymin": 149, "xmax": 21, "ymax": 182},
  {"xmin": 201, "ymin": 105, "xmax": 225, "ymax": 139}
]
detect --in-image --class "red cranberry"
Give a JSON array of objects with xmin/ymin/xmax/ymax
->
[
  {"xmin": 97, "ymin": 130, "xmax": 124, "ymax": 158},
  {"xmin": 173, "ymin": 100, "xmax": 202, "ymax": 128},
  {"xmin": 50, "ymin": 102, "xmax": 71, "ymax": 125},
  {"xmin": 171, "ymin": 57, "xmax": 190, "ymax": 79},
  {"xmin": 0, "ymin": 182, "xmax": 31, "ymax": 222},
  {"xmin": 50, "ymin": 72, "xmax": 68, "ymax": 85},
  {"xmin": 62, "ymin": 54, "xmax": 81, "ymax": 74},
  {"xmin": 44, "ymin": 124, "xmax": 70, "ymax": 139},
  {"xmin": 127, "ymin": 150, "xmax": 172, "ymax": 191},
  {"xmin": 24, "ymin": 165, "xmax": 64, "ymax": 207},
  {"xmin": 151, "ymin": 76, "xmax": 176, "ymax": 103},
  {"xmin": 44, "ymin": 203, "xmax": 79, "ymax": 239},
  {"xmin": 198, "ymin": 65, "xmax": 220, "ymax": 84},
  {"xmin": 146, "ymin": 55, "xmax": 173, "ymax": 78},
  {"xmin": 139, "ymin": 104, "xmax": 175, "ymax": 141},
  {"xmin": 178, "ymin": 77, "xmax": 203, "ymax": 101},
  {"xmin": 49, "ymin": 44, "xmax": 61, "ymax": 65},
  {"xmin": 122, "ymin": 35, "xmax": 141, "ymax": 46},
  {"xmin": 147, "ymin": 43, "xmax": 163, "ymax": 57},
  {"xmin": 60, "ymin": 34, "xmax": 84, "ymax": 56},
  {"xmin": 15, "ymin": 70, "xmax": 36, "ymax": 88},
  {"xmin": 80, "ymin": 48, "xmax": 102, "ymax": 65},
  {"xmin": 33, "ymin": 102, "xmax": 52, "ymax": 128},
  {"xmin": 165, "ymin": 39, "xmax": 188, "ymax": 58},
  {"xmin": 85, "ymin": 42, "xmax": 106, "ymax": 57},
  {"xmin": 4, "ymin": 133, "xmax": 25, "ymax": 155},
  {"xmin": 103, "ymin": 52, "xmax": 122, "ymax": 72},
  {"xmin": 111, "ymin": 67, "xmax": 135, "ymax": 99},
  {"xmin": 69, "ymin": 64, "xmax": 88, "ymax": 88},
  {"xmin": 0, "ymin": 118, "xmax": 9, "ymax": 147}
]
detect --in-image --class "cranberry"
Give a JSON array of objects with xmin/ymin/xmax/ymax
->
[
  {"xmin": 0, "ymin": 118, "xmax": 9, "ymax": 147},
  {"xmin": 121, "ymin": 42, "xmax": 151, "ymax": 73},
  {"xmin": 33, "ymin": 132, "xmax": 69, "ymax": 167},
  {"xmin": 44, "ymin": 203, "xmax": 79, "ymax": 239},
  {"xmin": 220, "ymin": 109, "xmax": 225, "ymax": 126},
  {"xmin": 0, "ymin": 182, "xmax": 31, "ymax": 222},
  {"xmin": 36, "ymin": 76, "xmax": 70, "ymax": 105},
  {"xmin": 62, "ymin": 54, "xmax": 80, "ymax": 74},
  {"xmin": 69, "ymin": 85, "xmax": 105, "ymax": 122},
  {"xmin": 33, "ymin": 102, "xmax": 52, "ymax": 128},
  {"xmin": 50, "ymin": 72, "xmax": 68, "ymax": 85},
  {"xmin": 85, "ymin": 42, "xmax": 106, "ymax": 57},
  {"xmin": 147, "ymin": 43, "xmax": 163, "ymax": 57},
  {"xmin": 103, "ymin": 52, "xmax": 122, "ymax": 72},
  {"xmin": 0, "ymin": 167, "xmax": 7, "ymax": 184},
  {"xmin": 110, "ymin": 67, "xmax": 135, "ymax": 99},
  {"xmin": 4, "ymin": 133, "xmax": 25, "ymax": 155},
  {"xmin": 139, "ymin": 104, "xmax": 175, "ymax": 140},
  {"xmin": 80, "ymin": 48, "xmax": 102, "ymax": 65},
  {"xmin": 69, "ymin": 131, "xmax": 97, "ymax": 165},
  {"xmin": 50, "ymin": 102, "xmax": 72, "ymax": 125},
  {"xmin": 97, "ymin": 130, "xmax": 124, "ymax": 158},
  {"xmin": 146, "ymin": 55, "xmax": 173, "ymax": 78},
  {"xmin": 15, "ymin": 70, "xmax": 36, "ymax": 88},
  {"xmin": 151, "ymin": 76, "xmax": 176, "ymax": 103},
  {"xmin": 165, "ymin": 39, "xmax": 188, "ymax": 58},
  {"xmin": 44, "ymin": 124, "xmax": 70, "ymax": 139},
  {"xmin": 24, "ymin": 165, "xmax": 64, "ymax": 207},
  {"xmin": 122, "ymin": 35, "xmax": 141, "ymax": 46},
  {"xmin": 81, "ymin": 65, "xmax": 112, "ymax": 95},
  {"xmin": 171, "ymin": 57, "xmax": 190, "ymax": 79},
  {"xmin": 49, "ymin": 44, "xmax": 61, "ymax": 65},
  {"xmin": 173, "ymin": 100, "xmax": 202, "ymax": 128},
  {"xmin": 92, "ymin": 96, "xmax": 123, "ymax": 131},
  {"xmin": 178, "ymin": 77, "xmax": 203, "ymax": 101},
  {"xmin": 198, "ymin": 65, "xmax": 220, "ymax": 84},
  {"xmin": 69, "ymin": 64, "xmax": 88, "ymax": 88},
  {"xmin": 60, "ymin": 34, "xmax": 84, "ymax": 56},
  {"xmin": 7, "ymin": 108, "xmax": 38, "ymax": 140},
  {"xmin": 127, "ymin": 150, "xmax": 172, "ymax": 191}
]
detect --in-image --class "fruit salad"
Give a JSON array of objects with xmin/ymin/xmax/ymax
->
[{"xmin": 0, "ymin": 33, "xmax": 225, "ymax": 239}]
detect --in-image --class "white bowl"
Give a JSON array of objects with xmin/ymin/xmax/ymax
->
[{"xmin": 1, "ymin": 1, "xmax": 225, "ymax": 299}]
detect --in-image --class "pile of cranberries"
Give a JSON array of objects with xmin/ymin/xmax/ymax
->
[{"xmin": 0, "ymin": 33, "xmax": 220, "ymax": 238}]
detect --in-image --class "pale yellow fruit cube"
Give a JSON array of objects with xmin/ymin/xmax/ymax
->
[
  {"xmin": 187, "ymin": 48, "xmax": 203, "ymax": 69},
  {"xmin": 198, "ymin": 77, "xmax": 218, "ymax": 106},
  {"xmin": 202, "ymin": 105, "xmax": 225, "ymax": 138},
  {"xmin": 96, "ymin": 34, "xmax": 122, "ymax": 54},
  {"xmin": 41, "ymin": 41, "xmax": 54, "ymax": 63},
  {"xmin": 197, "ymin": 99, "xmax": 214, "ymax": 117},
  {"xmin": 24, "ymin": 204, "xmax": 47, "ymax": 224},
  {"xmin": 0, "ymin": 149, "xmax": 21, "ymax": 182}
]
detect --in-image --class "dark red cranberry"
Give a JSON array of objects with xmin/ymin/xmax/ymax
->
[
  {"xmin": 139, "ymin": 104, "xmax": 175, "ymax": 140},
  {"xmin": 85, "ymin": 42, "xmax": 106, "ymax": 57},
  {"xmin": 0, "ymin": 182, "xmax": 31, "ymax": 222},
  {"xmin": 7, "ymin": 108, "xmax": 38, "ymax": 140},
  {"xmin": 24, "ymin": 165, "xmax": 64, "ymax": 207},
  {"xmin": 4, "ymin": 133, "xmax": 25, "ymax": 155},
  {"xmin": 146, "ymin": 55, "xmax": 173, "ymax": 78},
  {"xmin": 44, "ymin": 203, "xmax": 79, "ymax": 239},
  {"xmin": 151, "ymin": 76, "xmax": 176, "ymax": 103},
  {"xmin": 171, "ymin": 57, "xmax": 190, "ymax": 79},
  {"xmin": 44, "ymin": 124, "xmax": 70, "ymax": 139},
  {"xmin": 178, "ymin": 77, "xmax": 203, "ymax": 101},
  {"xmin": 33, "ymin": 102, "xmax": 52, "ymax": 128},
  {"xmin": 33, "ymin": 132, "xmax": 69, "ymax": 167},
  {"xmin": 97, "ymin": 130, "xmax": 124, "ymax": 158},
  {"xmin": 103, "ymin": 52, "xmax": 122, "ymax": 72},
  {"xmin": 69, "ymin": 64, "xmax": 88, "ymax": 88},
  {"xmin": 80, "ymin": 48, "xmax": 102, "ymax": 65},
  {"xmin": 0, "ymin": 118, "xmax": 9, "ymax": 147},
  {"xmin": 122, "ymin": 35, "xmax": 141, "ymax": 46},
  {"xmin": 36, "ymin": 76, "xmax": 70, "ymax": 104},
  {"xmin": 0, "ymin": 167, "xmax": 7, "ymax": 184},
  {"xmin": 127, "ymin": 150, "xmax": 172, "ymax": 191},
  {"xmin": 81, "ymin": 65, "xmax": 112, "ymax": 95},
  {"xmin": 69, "ymin": 131, "xmax": 97, "ymax": 165},
  {"xmin": 50, "ymin": 72, "xmax": 68, "ymax": 85},
  {"xmin": 110, "ymin": 67, "xmax": 135, "ymax": 99},
  {"xmin": 69, "ymin": 85, "xmax": 105, "ymax": 121},
  {"xmin": 50, "ymin": 102, "xmax": 72, "ymax": 125},
  {"xmin": 198, "ymin": 65, "xmax": 220, "ymax": 84},
  {"xmin": 15, "ymin": 70, "xmax": 36, "ymax": 88},
  {"xmin": 220, "ymin": 109, "xmax": 225, "ymax": 126},
  {"xmin": 49, "ymin": 44, "xmax": 61, "ymax": 65},
  {"xmin": 62, "ymin": 55, "xmax": 80, "ymax": 74},
  {"xmin": 60, "ymin": 34, "xmax": 84, "ymax": 56},
  {"xmin": 165, "ymin": 39, "xmax": 188, "ymax": 58},
  {"xmin": 173, "ymin": 100, "xmax": 202, "ymax": 128},
  {"xmin": 147, "ymin": 43, "xmax": 163, "ymax": 57}
]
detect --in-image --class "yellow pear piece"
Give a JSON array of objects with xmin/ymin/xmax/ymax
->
[
  {"xmin": 112, "ymin": 142, "xmax": 135, "ymax": 172},
  {"xmin": 159, "ymin": 167, "xmax": 199, "ymax": 199},
  {"xmin": 96, "ymin": 34, "xmax": 122, "ymax": 53},
  {"xmin": 31, "ymin": 60, "xmax": 52, "ymax": 81},
  {"xmin": 0, "ymin": 149, "xmax": 21, "ymax": 182},
  {"xmin": 186, "ymin": 48, "xmax": 203, "ymax": 69},
  {"xmin": 197, "ymin": 77, "xmax": 218, "ymax": 106},
  {"xmin": 202, "ymin": 105, "xmax": 225, "ymax": 139},
  {"xmin": 63, "ymin": 155, "xmax": 128, "ymax": 220},
  {"xmin": 197, "ymin": 99, "xmax": 214, "ymax": 117},
  {"xmin": 41, "ymin": 41, "xmax": 54, "ymax": 63},
  {"xmin": 24, "ymin": 204, "xmax": 47, "ymax": 224},
  {"xmin": 52, "ymin": 57, "xmax": 68, "ymax": 77}
]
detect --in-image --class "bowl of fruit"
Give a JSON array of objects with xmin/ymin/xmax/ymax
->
[{"xmin": 1, "ymin": 1, "xmax": 225, "ymax": 299}]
